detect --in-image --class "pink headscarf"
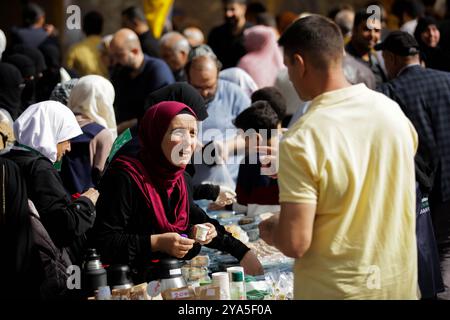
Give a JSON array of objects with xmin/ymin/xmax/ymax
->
[
  {"xmin": 112, "ymin": 101, "xmax": 196, "ymax": 233},
  {"xmin": 237, "ymin": 25, "xmax": 285, "ymax": 88}
]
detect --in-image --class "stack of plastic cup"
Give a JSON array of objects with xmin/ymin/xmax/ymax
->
[{"xmin": 212, "ymin": 272, "xmax": 231, "ymax": 300}]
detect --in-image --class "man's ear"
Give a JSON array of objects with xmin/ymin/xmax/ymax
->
[
  {"xmin": 293, "ymin": 53, "xmax": 305, "ymax": 77},
  {"xmin": 180, "ymin": 50, "xmax": 189, "ymax": 62},
  {"xmin": 131, "ymin": 47, "xmax": 139, "ymax": 56}
]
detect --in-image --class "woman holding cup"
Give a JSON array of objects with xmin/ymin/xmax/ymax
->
[{"xmin": 91, "ymin": 101, "xmax": 217, "ymax": 283}]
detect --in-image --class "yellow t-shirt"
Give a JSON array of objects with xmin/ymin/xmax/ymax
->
[
  {"xmin": 279, "ymin": 84, "xmax": 418, "ymax": 300},
  {"xmin": 66, "ymin": 35, "xmax": 107, "ymax": 77}
]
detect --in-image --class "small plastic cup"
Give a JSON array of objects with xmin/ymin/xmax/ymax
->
[{"xmin": 195, "ymin": 224, "xmax": 209, "ymax": 242}]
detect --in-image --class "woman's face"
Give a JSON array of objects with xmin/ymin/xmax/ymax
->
[
  {"xmin": 56, "ymin": 140, "xmax": 71, "ymax": 161},
  {"xmin": 421, "ymin": 25, "xmax": 440, "ymax": 48},
  {"xmin": 161, "ymin": 113, "xmax": 198, "ymax": 168}
]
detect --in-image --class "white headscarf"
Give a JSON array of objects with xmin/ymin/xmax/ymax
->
[
  {"xmin": 14, "ymin": 101, "xmax": 82, "ymax": 163},
  {"xmin": 0, "ymin": 29, "xmax": 6, "ymax": 60},
  {"xmin": 219, "ymin": 67, "xmax": 259, "ymax": 97},
  {"xmin": 68, "ymin": 75, "xmax": 117, "ymax": 139}
]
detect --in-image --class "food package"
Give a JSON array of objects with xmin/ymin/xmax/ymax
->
[
  {"xmin": 130, "ymin": 283, "xmax": 149, "ymax": 300},
  {"xmin": 111, "ymin": 287, "xmax": 131, "ymax": 300},
  {"xmin": 162, "ymin": 285, "xmax": 221, "ymax": 300},
  {"xmin": 224, "ymin": 224, "xmax": 249, "ymax": 243},
  {"xmin": 189, "ymin": 255, "xmax": 210, "ymax": 267},
  {"xmin": 194, "ymin": 285, "xmax": 221, "ymax": 300},
  {"xmin": 162, "ymin": 286, "xmax": 196, "ymax": 300},
  {"xmin": 264, "ymin": 271, "xmax": 294, "ymax": 300},
  {"xmin": 182, "ymin": 265, "xmax": 209, "ymax": 282}
]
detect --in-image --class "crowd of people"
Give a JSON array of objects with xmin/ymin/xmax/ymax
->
[{"xmin": 0, "ymin": 0, "xmax": 450, "ymax": 300}]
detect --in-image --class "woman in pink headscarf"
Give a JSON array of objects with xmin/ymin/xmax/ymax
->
[
  {"xmin": 91, "ymin": 101, "xmax": 217, "ymax": 283},
  {"xmin": 237, "ymin": 25, "xmax": 284, "ymax": 88}
]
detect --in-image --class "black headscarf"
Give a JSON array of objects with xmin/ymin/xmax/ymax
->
[
  {"xmin": 39, "ymin": 43, "xmax": 61, "ymax": 70},
  {"xmin": 144, "ymin": 82, "xmax": 208, "ymax": 121},
  {"xmin": 414, "ymin": 16, "xmax": 450, "ymax": 72},
  {"xmin": 11, "ymin": 45, "xmax": 48, "ymax": 108},
  {"xmin": 0, "ymin": 157, "xmax": 34, "ymax": 298},
  {"xmin": 12, "ymin": 44, "xmax": 46, "ymax": 77},
  {"xmin": 4, "ymin": 54, "xmax": 37, "ymax": 112},
  {"xmin": 35, "ymin": 44, "xmax": 62, "ymax": 102},
  {"xmin": 0, "ymin": 62, "xmax": 23, "ymax": 120},
  {"xmin": 414, "ymin": 16, "xmax": 438, "ymax": 48},
  {"xmin": 4, "ymin": 54, "xmax": 36, "ymax": 79}
]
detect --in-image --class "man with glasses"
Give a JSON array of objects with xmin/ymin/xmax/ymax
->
[{"xmin": 186, "ymin": 45, "xmax": 250, "ymax": 186}]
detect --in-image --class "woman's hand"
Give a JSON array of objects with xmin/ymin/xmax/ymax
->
[
  {"xmin": 193, "ymin": 223, "xmax": 217, "ymax": 245},
  {"xmin": 240, "ymin": 250, "xmax": 264, "ymax": 276},
  {"xmin": 215, "ymin": 185, "xmax": 236, "ymax": 206},
  {"xmin": 81, "ymin": 188, "xmax": 100, "ymax": 205},
  {"xmin": 151, "ymin": 233, "xmax": 195, "ymax": 258}
]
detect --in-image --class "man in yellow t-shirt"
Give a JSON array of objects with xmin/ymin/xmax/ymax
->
[
  {"xmin": 259, "ymin": 15, "xmax": 418, "ymax": 299},
  {"xmin": 66, "ymin": 11, "xmax": 107, "ymax": 78}
]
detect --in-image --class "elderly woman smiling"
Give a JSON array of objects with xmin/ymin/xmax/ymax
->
[{"xmin": 91, "ymin": 101, "xmax": 217, "ymax": 283}]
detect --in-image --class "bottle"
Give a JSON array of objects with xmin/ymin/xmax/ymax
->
[
  {"xmin": 82, "ymin": 248, "xmax": 107, "ymax": 296},
  {"xmin": 229, "ymin": 271, "xmax": 246, "ymax": 300}
]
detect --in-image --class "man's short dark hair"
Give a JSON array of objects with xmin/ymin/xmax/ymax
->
[
  {"xmin": 255, "ymin": 12, "xmax": 277, "ymax": 28},
  {"xmin": 278, "ymin": 15, "xmax": 344, "ymax": 70},
  {"xmin": 83, "ymin": 11, "xmax": 103, "ymax": 36},
  {"xmin": 222, "ymin": 0, "xmax": 248, "ymax": 5},
  {"xmin": 234, "ymin": 101, "xmax": 279, "ymax": 140},
  {"xmin": 246, "ymin": 2, "xmax": 266, "ymax": 14},
  {"xmin": 251, "ymin": 87, "xmax": 286, "ymax": 121},
  {"xmin": 23, "ymin": 3, "xmax": 44, "ymax": 27},
  {"xmin": 122, "ymin": 6, "xmax": 147, "ymax": 23}
]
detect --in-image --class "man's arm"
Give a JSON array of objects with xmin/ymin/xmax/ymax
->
[{"xmin": 260, "ymin": 202, "xmax": 316, "ymax": 259}]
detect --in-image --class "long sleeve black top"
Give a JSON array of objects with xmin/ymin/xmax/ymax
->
[{"xmin": 5, "ymin": 150, "xmax": 96, "ymax": 264}]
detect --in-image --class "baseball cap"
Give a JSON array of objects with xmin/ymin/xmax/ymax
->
[{"xmin": 374, "ymin": 31, "xmax": 420, "ymax": 56}]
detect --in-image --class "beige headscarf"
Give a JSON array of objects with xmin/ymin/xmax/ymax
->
[
  {"xmin": 0, "ymin": 108, "xmax": 15, "ymax": 152},
  {"xmin": 68, "ymin": 75, "xmax": 117, "ymax": 139}
]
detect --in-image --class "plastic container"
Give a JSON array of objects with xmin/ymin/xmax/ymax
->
[
  {"xmin": 211, "ymin": 211, "xmax": 236, "ymax": 219},
  {"xmin": 246, "ymin": 228, "xmax": 260, "ymax": 242},
  {"xmin": 218, "ymin": 215, "xmax": 242, "ymax": 226},
  {"xmin": 228, "ymin": 269, "xmax": 246, "ymax": 300},
  {"xmin": 239, "ymin": 219, "xmax": 261, "ymax": 231}
]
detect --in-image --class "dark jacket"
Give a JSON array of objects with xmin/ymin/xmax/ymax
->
[
  {"xmin": 5, "ymin": 150, "xmax": 96, "ymax": 264},
  {"xmin": 90, "ymin": 163, "xmax": 202, "ymax": 284},
  {"xmin": 378, "ymin": 65, "xmax": 450, "ymax": 202},
  {"xmin": 30, "ymin": 211, "xmax": 73, "ymax": 300},
  {"xmin": 94, "ymin": 137, "xmax": 249, "ymax": 283},
  {"xmin": 208, "ymin": 22, "xmax": 252, "ymax": 69},
  {"xmin": 111, "ymin": 54, "xmax": 175, "ymax": 123}
]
